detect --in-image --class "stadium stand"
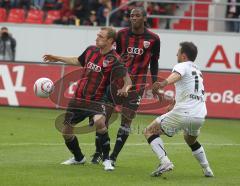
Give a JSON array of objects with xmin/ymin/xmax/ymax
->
[
  {"xmin": 25, "ymin": 9, "xmax": 44, "ymax": 24},
  {"xmin": 1, "ymin": 0, "xmax": 234, "ymax": 32},
  {"xmin": 173, "ymin": 0, "xmax": 212, "ymax": 31},
  {"xmin": 0, "ymin": 8, "xmax": 7, "ymax": 22},
  {"xmin": 44, "ymin": 10, "xmax": 61, "ymax": 24},
  {"xmin": 7, "ymin": 8, "xmax": 25, "ymax": 23}
]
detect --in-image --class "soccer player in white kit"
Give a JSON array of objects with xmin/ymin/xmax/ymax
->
[{"xmin": 144, "ymin": 42, "xmax": 214, "ymax": 177}]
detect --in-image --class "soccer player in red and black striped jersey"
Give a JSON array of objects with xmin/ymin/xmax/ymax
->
[
  {"xmin": 92, "ymin": 7, "xmax": 160, "ymax": 165},
  {"xmin": 43, "ymin": 27, "xmax": 132, "ymax": 171}
]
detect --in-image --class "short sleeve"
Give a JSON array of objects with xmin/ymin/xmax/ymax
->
[
  {"xmin": 78, "ymin": 47, "xmax": 90, "ymax": 66},
  {"xmin": 172, "ymin": 63, "xmax": 186, "ymax": 77},
  {"xmin": 104, "ymin": 53, "xmax": 127, "ymax": 80}
]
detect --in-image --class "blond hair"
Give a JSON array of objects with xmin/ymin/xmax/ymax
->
[{"xmin": 101, "ymin": 27, "xmax": 117, "ymax": 42}]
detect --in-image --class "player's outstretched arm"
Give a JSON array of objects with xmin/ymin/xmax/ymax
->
[
  {"xmin": 42, "ymin": 54, "xmax": 81, "ymax": 66},
  {"xmin": 152, "ymin": 72, "xmax": 181, "ymax": 94}
]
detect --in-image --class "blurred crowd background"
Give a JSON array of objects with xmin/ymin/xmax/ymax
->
[{"xmin": 0, "ymin": 0, "xmax": 239, "ymax": 32}]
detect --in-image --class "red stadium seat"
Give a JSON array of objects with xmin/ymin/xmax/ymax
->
[
  {"xmin": 44, "ymin": 10, "xmax": 61, "ymax": 24},
  {"xmin": 0, "ymin": 8, "xmax": 7, "ymax": 22},
  {"xmin": 25, "ymin": 9, "xmax": 44, "ymax": 24},
  {"xmin": 152, "ymin": 18, "xmax": 160, "ymax": 29},
  {"xmin": 173, "ymin": 0, "xmax": 211, "ymax": 31},
  {"xmin": 7, "ymin": 8, "xmax": 25, "ymax": 23}
]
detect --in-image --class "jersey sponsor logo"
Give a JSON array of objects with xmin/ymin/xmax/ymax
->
[
  {"xmin": 127, "ymin": 47, "xmax": 144, "ymax": 55},
  {"xmin": 86, "ymin": 62, "xmax": 101, "ymax": 72},
  {"xmin": 143, "ymin": 41, "xmax": 150, "ymax": 49}
]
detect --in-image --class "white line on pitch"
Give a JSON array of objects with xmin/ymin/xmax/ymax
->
[{"xmin": 0, "ymin": 143, "xmax": 240, "ymax": 146}]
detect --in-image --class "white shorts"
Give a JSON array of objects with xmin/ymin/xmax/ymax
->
[{"xmin": 155, "ymin": 112, "xmax": 205, "ymax": 137}]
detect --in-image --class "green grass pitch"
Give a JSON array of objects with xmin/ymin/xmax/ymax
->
[{"xmin": 0, "ymin": 106, "xmax": 240, "ymax": 186}]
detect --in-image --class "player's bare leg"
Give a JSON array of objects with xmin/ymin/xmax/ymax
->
[
  {"xmin": 144, "ymin": 120, "xmax": 174, "ymax": 177},
  {"xmin": 184, "ymin": 134, "xmax": 214, "ymax": 177},
  {"xmin": 94, "ymin": 114, "xmax": 114, "ymax": 171}
]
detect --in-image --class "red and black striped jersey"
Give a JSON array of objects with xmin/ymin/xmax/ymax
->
[
  {"xmin": 116, "ymin": 27, "xmax": 160, "ymax": 93},
  {"xmin": 75, "ymin": 46, "xmax": 126, "ymax": 101}
]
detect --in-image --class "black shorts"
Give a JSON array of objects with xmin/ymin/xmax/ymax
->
[
  {"xmin": 104, "ymin": 85, "xmax": 143, "ymax": 120},
  {"xmin": 64, "ymin": 99, "xmax": 106, "ymax": 125}
]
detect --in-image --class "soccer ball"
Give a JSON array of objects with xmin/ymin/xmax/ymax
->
[{"xmin": 34, "ymin": 78, "xmax": 54, "ymax": 98}]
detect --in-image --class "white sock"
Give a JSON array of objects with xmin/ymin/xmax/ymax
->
[
  {"xmin": 150, "ymin": 137, "xmax": 170, "ymax": 163},
  {"xmin": 192, "ymin": 146, "xmax": 209, "ymax": 168}
]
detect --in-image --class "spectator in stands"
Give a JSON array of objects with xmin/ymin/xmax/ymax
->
[
  {"xmin": 0, "ymin": 27, "xmax": 16, "ymax": 61},
  {"xmin": 32, "ymin": 0, "xmax": 45, "ymax": 9},
  {"xmin": 120, "ymin": 11, "xmax": 130, "ymax": 27},
  {"xmin": 43, "ymin": 0, "xmax": 62, "ymax": 10},
  {"xmin": 53, "ymin": 15, "xmax": 75, "ymax": 25},
  {"xmin": 97, "ymin": 0, "xmax": 112, "ymax": 25},
  {"xmin": 226, "ymin": 0, "xmax": 240, "ymax": 32},
  {"xmin": 98, "ymin": 7, "xmax": 110, "ymax": 26},
  {"xmin": 87, "ymin": 0, "xmax": 102, "ymax": 13},
  {"xmin": 0, "ymin": 0, "xmax": 9, "ymax": 8},
  {"xmin": 18, "ymin": 0, "xmax": 31, "ymax": 9},
  {"xmin": 83, "ymin": 10, "xmax": 98, "ymax": 26},
  {"xmin": 9, "ymin": 0, "xmax": 19, "ymax": 7},
  {"xmin": 72, "ymin": 0, "xmax": 88, "ymax": 24},
  {"xmin": 0, "ymin": 0, "xmax": 19, "ymax": 9},
  {"xmin": 0, "ymin": 0, "xmax": 177, "ymax": 29}
]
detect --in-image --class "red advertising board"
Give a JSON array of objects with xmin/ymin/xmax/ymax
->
[
  {"xmin": 139, "ymin": 71, "xmax": 240, "ymax": 119},
  {"xmin": 0, "ymin": 62, "xmax": 61, "ymax": 108},
  {"xmin": 0, "ymin": 62, "xmax": 239, "ymax": 119}
]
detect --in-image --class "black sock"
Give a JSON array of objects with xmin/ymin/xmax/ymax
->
[
  {"xmin": 147, "ymin": 134, "xmax": 160, "ymax": 144},
  {"xmin": 100, "ymin": 132, "xmax": 110, "ymax": 161},
  {"xmin": 110, "ymin": 126, "xmax": 130, "ymax": 161},
  {"xmin": 95, "ymin": 132, "xmax": 102, "ymax": 154},
  {"xmin": 65, "ymin": 136, "xmax": 84, "ymax": 161},
  {"xmin": 189, "ymin": 141, "xmax": 201, "ymax": 151}
]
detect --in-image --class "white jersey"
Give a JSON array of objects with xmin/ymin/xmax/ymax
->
[{"xmin": 170, "ymin": 61, "xmax": 207, "ymax": 118}]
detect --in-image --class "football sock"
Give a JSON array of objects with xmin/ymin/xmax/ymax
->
[
  {"xmin": 147, "ymin": 134, "xmax": 170, "ymax": 163},
  {"xmin": 95, "ymin": 132, "xmax": 102, "ymax": 154},
  {"xmin": 110, "ymin": 126, "xmax": 130, "ymax": 161},
  {"xmin": 100, "ymin": 132, "xmax": 110, "ymax": 161},
  {"xmin": 65, "ymin": 136, "xmax": 84, "ymax": 161},
  {"xmin": 189, "ymin": 141, "xmax": 209, "ymax": 168}
]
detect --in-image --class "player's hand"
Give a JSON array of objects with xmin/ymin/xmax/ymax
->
[
  {"xmin": 117, "ymin": 88, "xmax": 128, "ymax": 97},
  {"xmin": 43, "ymin": 55, "xmax": 59, "ymax": 63},
  {"xmin": 152, "ymin": 82, "xmax": 164, "ymax": 96}
]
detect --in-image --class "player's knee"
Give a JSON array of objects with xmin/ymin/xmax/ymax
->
[
  {"xmin": 94, "ymin": 115, "xmax": 106, "ymax": 126},
  {"xmin": 184, "ymin": 134, "xmax": 198, "ymax": 146},
  {"xmin": 95, "ymin": 120, "xmax": 107, "ymax": 133},
  {"xmin": 62, "ymin": 124, "xmax": 72, "ymax": 133},
  {"xmin": 121, "ymin": 117, "xmax": 132, "ymax": 127},
  {"xmin": 144, "ymin": 121, "xmax": 162, "ymax": 138},
  {"xmin": 96, "ymin": 126, "xmax": 107, "ymax": 134},
  {"xmin": 122, "ymin": 109, "xmax": 136, "ymax": 123},
  {"xmin": 144, "ymin": 127, "xmax": 152, "ymax": 138},
  {"xmin": 62, "ymin": 125, "xmax": 74, "ymax": 140}
]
